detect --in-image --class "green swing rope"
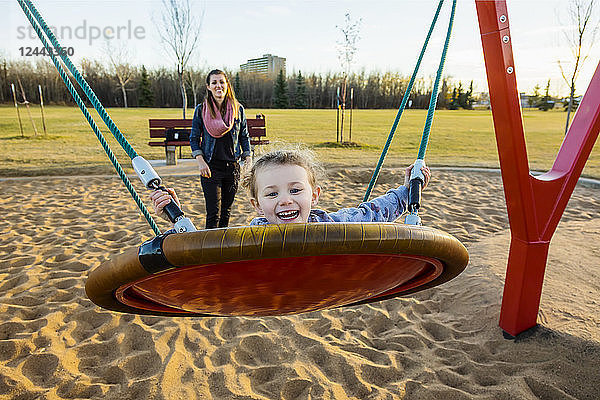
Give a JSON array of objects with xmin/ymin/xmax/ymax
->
[
  {"xmin": 418, "ymin": 0, "xmax": 457, "ymax": 160},
  {"xmin": 18, "ymin": 0, "xmax": 138, "ymax": 159},
  {"xmin": 17, "ymin": 0, "xmax": 161, "ymax": 235},
  {"xmin": 363, "ymin": 0, "xmax": 457, "ymax": 201}
]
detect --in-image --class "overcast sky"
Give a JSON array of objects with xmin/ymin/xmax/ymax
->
[{"xmin": 2, "ymin": 0, "xmax": 600, "ymax": 97}]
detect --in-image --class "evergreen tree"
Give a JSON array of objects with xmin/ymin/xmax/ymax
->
[
  {"xmin": 294, "ymin": 70, "xmax": 308, "ymax": 108},
  {"xmin": 457, "ymin": 82, "xmax": 467, "ymax": 109},
  {"xmin": 529, "ymin": 84, "xmax": 541, "ymax": 108},
  {"xmin": 273, "ymin": 69, "xmax": 289, "ymax": 108},
  {"xmin": 462, "ymin": 80, "xmax": 474, "ymax": 110},
  {"xmin": 449, "ymin": 88, "xmax": 459, "ymax": 110},
  {"xmin": 138, "ymin": 65, "xmax": 154, "ymax": 107},
  {"xmin": 438, "ymin": 78, "xmax": 450, "ymax": 109},
  {"xmin": 538, "ymin": 79, "xmax": 554, "ymax": 111},
  {"xmin": 234, "ymin": 72, "xmax": 243, "ymax": 103}
]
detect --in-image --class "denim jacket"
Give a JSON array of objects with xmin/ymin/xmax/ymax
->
[
  {"xmin": 250, "ymin": 185, "xmax": 409, "ymax": 225},
  {"xmin": 190, "ymin": 103, "xmax": 252, "ymax": 163}
]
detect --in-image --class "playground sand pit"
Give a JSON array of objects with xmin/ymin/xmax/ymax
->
[{"xmin": 0, "ymin": 168, "xmax": 598, "ymax": 399}]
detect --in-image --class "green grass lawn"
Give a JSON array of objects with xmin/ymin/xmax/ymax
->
[{"xmin": 1, "ymin": 105, "xmax": 599, "ymax": 178}]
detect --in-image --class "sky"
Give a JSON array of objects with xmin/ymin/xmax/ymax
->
[{"xmin": 2, "ymin": 0, "xmax": 600, "ymax": 97}]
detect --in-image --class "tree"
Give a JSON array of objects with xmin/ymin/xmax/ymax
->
[
  {"xmin": 558, "ymin": 0, "xmax": 599, "ymax": 134},
  {"xmin": 438, "ymin": 78, "xmax": 450, "ymax": 109},
  {"xmin": 529, "ymin": 84, "xmax": 541, "ymax": 108},
  {"xmin": 336, "ymin": 13, "xmax": 361, "ymax": 142},
  {"xmin": 138, "ymin": 65, "xmax": 154, "ymax": 107},
  {"xmin": 449, "ymin": 88, "xmax": 458, "ymax": 110},
  {"xmin": 294, "ymin": 71, "xmax": 308, "ymax": 108},
  {"xmin": 537, "ymin": 79, "xmax": 555, "ymax": 111},
  {"xmin": 234, "ymin": 72, "xmax": 244, "ymax": 104},
  {"xmin": 563, "ymin": 96, "xmax": 581, "ymax": 111},
  {"xmin": 104, "ymin": 41, "xmax": 134, "ymax": 108},
  {"xmin": 0, "ymin": 54, "xmax": 7, "ymax": 103},
  {"xmin": 449, "ymin": 82, "xmax": 464, "ymax": 110},
  {"xmin": 273, "ymin": 69, "xmax": 289, "ymax": 108},
  {"xmin": 156, "ymin": 0, "xmax": 204, "ymax": 118},
  {"xmin": 185, "ymin": 67, "xmax": 204, "ymax": 109},
  {"xmin": 462, "ymin": 81, "xmax": 474, "ymax": 109}
]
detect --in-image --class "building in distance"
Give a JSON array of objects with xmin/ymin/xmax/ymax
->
[{"xmin": 240, "ymin": 54, "xmax": 286, "ymax": 77}]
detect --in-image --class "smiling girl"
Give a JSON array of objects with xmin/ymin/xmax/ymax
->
[
  {"xmin": 243, "ymin": 148, "xmax": 431, "ymax": 225},
  {"xmin": 152, "ymin": 148, "xmax": 430, "ymax": 226},
  {"xmin": 152, "ymin": 148, "xmax": 431, "ymax": 226}
]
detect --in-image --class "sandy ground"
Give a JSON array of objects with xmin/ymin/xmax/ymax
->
[{"xmin": 0, "ymin": 168, "xmax": 598, "ymax": 399}]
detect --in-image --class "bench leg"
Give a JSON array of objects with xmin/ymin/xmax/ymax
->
[{"xmin": 166, "ymin": 146, "xmax": 177, "ymax": 166}]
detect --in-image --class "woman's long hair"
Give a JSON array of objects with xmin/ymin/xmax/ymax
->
[{"xmin": 204, "ymin": 69, "xmax": 239, "ymax": 119}]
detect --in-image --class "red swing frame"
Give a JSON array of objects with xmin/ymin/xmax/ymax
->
[{"xmin": 475, "ymin": 0, "xmax": 600, "ymax": 336}]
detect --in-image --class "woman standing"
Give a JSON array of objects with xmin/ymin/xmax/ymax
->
[{"xmin": 190, "ymin": 69, "xmax": 252, "ymax": 229}]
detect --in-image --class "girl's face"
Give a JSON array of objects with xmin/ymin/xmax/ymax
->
[
  {"xmin": 250, "ymin": 164, "xmax": 321, "ymax": 224},
  {"xmin": 206, "ymin": 73, "xmax": 228, "ymax": 102}
]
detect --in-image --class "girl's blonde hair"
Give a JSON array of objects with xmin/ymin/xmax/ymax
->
[
  {"xmin": 241, "ymin": 147, "xmax": 325, "ymax": 199},
  {"xmin": 205, "ymin": 69, "xmax": 239, "ymax": 119}
]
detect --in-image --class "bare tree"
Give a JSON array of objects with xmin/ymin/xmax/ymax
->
[
  {"xmin": 336, "ymin": 12, "xmax": 361, "ymax": 143},
  {"xmin": 186, "ymin": 65, "xmax": 205, "ymax": 109},
  {"xmin": 156, "ymin": 0, "xmax": 204, "ymax": 118},
  {"xmin": 104, "ymin": 41, "xmax": 135, "ymax": 108},
  {"xmin": 558, "ymin": 0, "xmax": 599, "ymax": 134}
]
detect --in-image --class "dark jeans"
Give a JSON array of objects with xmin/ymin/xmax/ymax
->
[{"xmin": 200, "ymin": 160, "xmax": 240, "ymax": 229}]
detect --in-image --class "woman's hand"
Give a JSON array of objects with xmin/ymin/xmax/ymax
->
[
  {"xmin": 150, "ymin": 187, "xmax": 180, "ymax": 221},
  {"xmin": 241, "ymin": 155, "xmax": 252, "ymax": 174},
  {"xmin": 196, "ymin": 156, "xmax": 211, "ymax": 178},
  {"xmin": 404, "ymin": 163, "xmax": 432, "ymax": 190}
]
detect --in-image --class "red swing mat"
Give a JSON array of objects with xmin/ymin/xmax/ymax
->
[{"xmin": 86, "ymin": 223, "xmax": 469, "ymax": 317}]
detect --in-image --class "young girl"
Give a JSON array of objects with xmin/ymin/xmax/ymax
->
[{"xmin": 151, "ymin": 148, "xmax": 431, "ymax": 226}]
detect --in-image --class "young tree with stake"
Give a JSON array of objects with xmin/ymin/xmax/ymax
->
[{"xmin": 336, "ymin": 13, "xmax": 361, "ymax": 143}]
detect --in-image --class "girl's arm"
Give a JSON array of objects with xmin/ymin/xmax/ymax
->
[
  {"xmin": 327, "ymin": 186, "xmax": 409, "ymax": 222},
  {"xmin": 328, "ymin": 164, "xmax": 431, "ymax": 223}
]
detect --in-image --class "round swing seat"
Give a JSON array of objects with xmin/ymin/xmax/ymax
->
[{"xmin": 85, "ymin": 223, "xmax": 468, "ymax": 317}]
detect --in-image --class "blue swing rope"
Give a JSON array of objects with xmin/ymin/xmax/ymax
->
[
  {"xmin": 363, "ymin": 0, "xmax": 457, "ymax": 201},
  {"xmin": 17, "ymin": 0, "xmax": 161, "ymax": 235}
]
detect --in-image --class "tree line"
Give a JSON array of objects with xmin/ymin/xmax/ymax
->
[{"xmin": 1, "ymin": 58, "xmax": 480, "ymax": 110}]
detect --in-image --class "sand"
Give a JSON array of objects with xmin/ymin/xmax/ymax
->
[{"xmin": 0, "ymin": 168, "xmax": 598, "ymax": 399}]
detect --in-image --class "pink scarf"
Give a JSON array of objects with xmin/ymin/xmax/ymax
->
[{"xmin": 202, "ymin": 99, "xmax": 235, "ymax": 138}]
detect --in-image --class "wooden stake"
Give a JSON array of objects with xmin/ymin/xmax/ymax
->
[
  {"xmin": 349, "ymin": 87, "xmax": 354, "ymax": 143},
  {"xmin": 38, "ymin": 85, "xmax": 47, "ymax": 136},
  {"xmin": 11, "ymin": 83, "xmax": 24, "ymax": 138},
  {"xmin": 17, "ymin": 77, "xmax": 39, "ymax": 136}
]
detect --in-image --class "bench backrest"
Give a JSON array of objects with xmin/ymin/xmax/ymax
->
[
  {"xmin": 149, "ymin": 114, "xmax": 266, "ymax": 139},
  {"xmin": 149, "ymin": 119, "xmax": 192, "ymax": 139},
  {"xmin": 247, "ymin": 115, "xmax": 266, "ymax": 139}
]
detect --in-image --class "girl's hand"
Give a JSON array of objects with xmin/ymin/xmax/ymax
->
[
  {"xmin": 404, "ymin": 163, "xmax": 432, "ymax": 190},
  {"xmin": 150, "ymin": 187, "xmax": 180, "ymax": 221},
  {"xmin": 196, "ymin": 156, "xmax": 211, "ymax": 178},
  {"xmin": 421, "ymin": 165, "xmax": 431, "ymax": 190}
]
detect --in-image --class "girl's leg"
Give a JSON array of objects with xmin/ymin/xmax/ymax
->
[{"xmin": 218, "ymin": 162, "xmax": 240, "ymax": 228}]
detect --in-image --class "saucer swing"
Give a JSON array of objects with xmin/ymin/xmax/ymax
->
[{"xmin": 18, "ymin": 0, "xmax": 468, "ymax": 317}]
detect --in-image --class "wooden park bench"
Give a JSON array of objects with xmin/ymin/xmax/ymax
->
[{"xmin": 148, "ymin": 114, "xmax": 269, "ymax": 165}]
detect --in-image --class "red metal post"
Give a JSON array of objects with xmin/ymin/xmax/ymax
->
[{"xmin": 475, "ymin": 0, "xmax": 600, "ymax": 336}]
